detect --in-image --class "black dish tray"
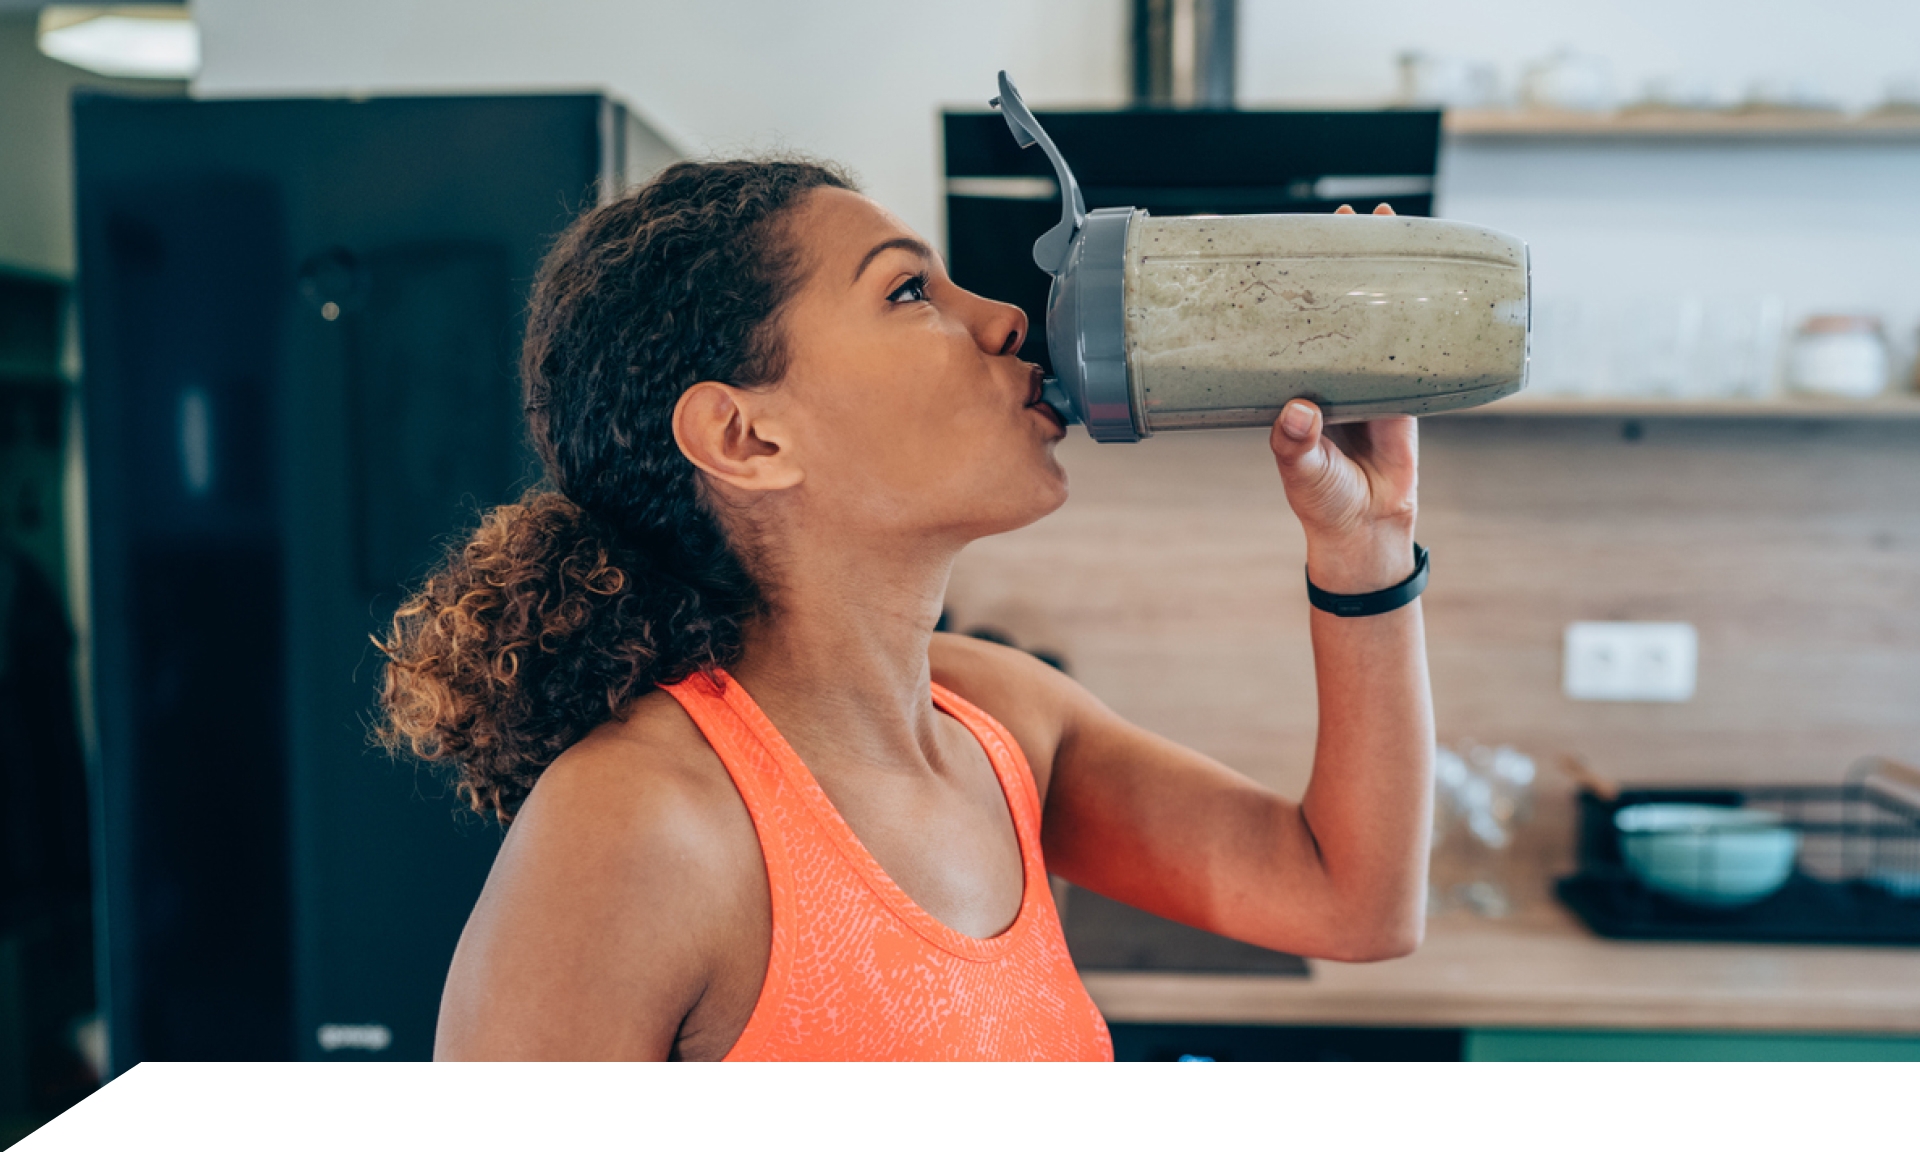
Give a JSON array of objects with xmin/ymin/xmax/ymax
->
[
  {"xmin": 1556, "ymin": 769, "xmax": 1920, "ymax": 945},
  {"xmin": 1060, "ymin": 886, "xmax": 1310, "ymax": 976}
]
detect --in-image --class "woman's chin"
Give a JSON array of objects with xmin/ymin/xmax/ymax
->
[
  {"xmin": 1013, "ymin": 460, "xmax": 1071, "ymax": 525},
  {"xmin": 954, "ymin": 472, "xmax": 1068, "ymax": 541},
  {"xmin": 1040, "ymin": 456, "xmax": 1070, "ymax": 510}
]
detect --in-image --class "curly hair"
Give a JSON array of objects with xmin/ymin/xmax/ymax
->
[{"xmin": 375, "ymin": 159, "xmax": 855, "ymax": 822}]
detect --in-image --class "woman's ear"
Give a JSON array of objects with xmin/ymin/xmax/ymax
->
[{"xmin": 671, "ymin": 381, "xmax": 803, "ymax": 493}]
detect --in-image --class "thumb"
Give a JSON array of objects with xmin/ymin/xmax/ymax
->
[{"xmin": 1269, "ymin": 398, "xmax": 1331, "ymax": 482}]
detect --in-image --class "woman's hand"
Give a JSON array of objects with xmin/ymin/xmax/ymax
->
[{"xmin": 1268, "ymin": 202, "xmax": 1418, "ymax": 594}]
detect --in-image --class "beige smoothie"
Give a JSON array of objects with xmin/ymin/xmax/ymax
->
[{"xmin": 1122, "ymin": 213, "xmax": 1530, "ymax": 430}]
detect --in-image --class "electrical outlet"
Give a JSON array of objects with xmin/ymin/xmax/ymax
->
[{"xmin": 1563, "ymin": 622, "xmax": 1697, "ymax": 702}]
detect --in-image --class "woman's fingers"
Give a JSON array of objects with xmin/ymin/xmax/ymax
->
[
  {"xmin": 1270, "ymin": 398, "xmax": 1325, "ymax": 468},
  {"xmin": 1273, "ymin": 401, "xmax": 1421, "ymax": 533},
  {"xmin": 1348, "ymin": 416, "xmax": 1420, "ymax": 522},
  {"xmin": 1368, "ymin": 415, "xmax": 1419, "ymax": 475},
  {"xmin": 1270, "ymin": 400, "xmax": 1353, "ymax": 524}
]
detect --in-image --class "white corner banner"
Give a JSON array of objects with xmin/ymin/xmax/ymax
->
[{"xmin": 17, "ymin": 1061, "xmax": 1910, "ymax": 1151}]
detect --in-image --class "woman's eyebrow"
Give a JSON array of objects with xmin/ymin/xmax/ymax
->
[{"xmin": 851, "ymin": 236, "xmax": 934, "ymax": 285}]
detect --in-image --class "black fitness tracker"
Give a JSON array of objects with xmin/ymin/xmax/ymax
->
[{"xmin": 1305, "ymin": 543, "xmax": 1429, "ymax": 618}]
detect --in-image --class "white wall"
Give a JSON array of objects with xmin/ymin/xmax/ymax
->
[
  {"xmin": 1441, "ymin": 140, "xmax": 1920, "ymax": 392},
  {"xmin": 0, "ymin": 15, "xmax": 77, "ymax": 276},
  {"xmin": 1238, "ymin": 0, "xmax": 1920, "ymax": 110},
  {"xmin": 193, "ymin": 0, "xmax": 1920, "ymax": 384},
  {"xmin": 1235, "ymin": 0, "xmax": 1920, "ymax": 385},
  {"xmin": 0, "ymin": 15, "xmax": 184, "ymax": 276},
  {"xmin": 192, "ymin": 0, "xmax": 1131, "ymax": 246}
]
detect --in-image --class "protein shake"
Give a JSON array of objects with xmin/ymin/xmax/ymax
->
[
  {"xmin": 994, "ymin": 71, "xmax": 1532, "ymax": 443},
  {"xmin": 1122, "ymin": 212, "xmax": 1530, "ymax": 430}
]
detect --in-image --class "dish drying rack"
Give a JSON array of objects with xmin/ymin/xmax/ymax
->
[{"xmin": 1556, "ymin": 756, "xmax": 1920, "ymax": 944}]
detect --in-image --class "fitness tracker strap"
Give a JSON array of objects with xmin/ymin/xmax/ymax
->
[{"xmin": 1306, "ymin": 543, "xmax": 1429, "ymax": 618}]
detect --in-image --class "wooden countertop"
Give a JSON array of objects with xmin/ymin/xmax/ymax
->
[
  {"xmin": 1081, "ymin": 900, "xmax": 1920, "ymax": 1034},
  {"xmin": 1082, "ymin": 906, "xmax": 1920, "ymax": 1036},
  {"xmin": 1077, "ymin": 768, "xmax": 1920, "ymax": 1036}
]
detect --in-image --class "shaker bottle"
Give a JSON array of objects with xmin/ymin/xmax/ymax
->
[{"xmin": 993, "ymin": 72, "xmax": 1532, "ymax": 441}]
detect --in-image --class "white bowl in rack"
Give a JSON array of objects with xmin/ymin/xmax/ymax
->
[{"xmin": 1614, "ymin": 803, "xmax": 1800, "ymax": 908}]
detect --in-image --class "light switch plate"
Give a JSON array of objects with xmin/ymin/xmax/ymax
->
[{"xmin": 1563, "ymin": 622, "xmax": 1697, "ymax": 702}]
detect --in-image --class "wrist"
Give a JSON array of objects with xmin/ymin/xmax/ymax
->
[{"xmin": 1305, "ymin": 527, "xmax": 1416, "ymax": 595}]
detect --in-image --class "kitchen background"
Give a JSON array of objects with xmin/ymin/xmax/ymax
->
[
  {"xmin": 4, "ymin": 0, "xmax": 1920, "ymax": 1134},
  {"xmin": 172, "ymin": 0, "xmax": 1920, "ymax": 777}
]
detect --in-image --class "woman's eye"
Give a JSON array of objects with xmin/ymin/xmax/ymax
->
[{"xmin": 888, "ymin": 275, "xmax": 929, "ymax": 305}]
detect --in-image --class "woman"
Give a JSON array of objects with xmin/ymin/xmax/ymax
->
[{"xmin": 379, "ymin": 159, "xmax": 1432, "ymax": 1061}]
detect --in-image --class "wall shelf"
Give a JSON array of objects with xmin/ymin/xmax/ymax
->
[
  {"xmin": 1448, "ymin": 394, "xmax": 1920, "ymax": 419},
  {"xmin": 1444, "ymin": 108, "xmax": 1920, "ymax": 142}
]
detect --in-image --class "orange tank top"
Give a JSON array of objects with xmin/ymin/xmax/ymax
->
[{"xmin": 661, "ymin": 669, "xmax": 1113, "ymax": 1062}]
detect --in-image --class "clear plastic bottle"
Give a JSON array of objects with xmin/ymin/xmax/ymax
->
[
  {"xmin": 1122, "ymin": 212, "xmax": 1530, "ymax": 430},
  {"xmin": 994, "ymin": 71, "xmax": 1531, "ymax": 441}
]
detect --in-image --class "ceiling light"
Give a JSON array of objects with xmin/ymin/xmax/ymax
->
[{"xmin": 38, "ymin": 5, "xmax": 199, "ymax": 80}]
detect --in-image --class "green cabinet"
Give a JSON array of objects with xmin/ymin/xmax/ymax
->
[{"xmin": 1465, "ymin": 1029, "xmax": 1920, "ymax": 1061}]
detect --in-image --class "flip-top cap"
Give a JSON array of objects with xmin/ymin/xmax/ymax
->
[{"xmin": 992, "ymin": 72, "xmax": 1142, "ymax": 442}]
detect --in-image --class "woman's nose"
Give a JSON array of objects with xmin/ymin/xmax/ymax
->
[{"xmin": 970, "ymin": 293, "xmax": 1028, "ymax": 358}]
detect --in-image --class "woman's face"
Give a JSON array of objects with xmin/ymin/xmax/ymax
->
[{"xmin": 756, "ymin": 187, "xmax": 1068, "ymax": 546}]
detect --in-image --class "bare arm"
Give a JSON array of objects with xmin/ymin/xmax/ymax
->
[
  {"xmin": 1024, "ymin": 206, "xmax": 1434, "ymax": 961},
  {"xmin": 1033, "ymin": 602, "xmax": 1431, "ymax": 963},
  {"xmin": 1290, "ymin": 558, "xmax": 1433, "ymax": 957}
]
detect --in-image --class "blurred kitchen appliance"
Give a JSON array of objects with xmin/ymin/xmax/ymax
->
[
  {"xmin": 0, "ymin": 269, "xmax": 95, "ymax": 1114},
  {"xmin": 1557, "ymin": 757, "xmax": 1920, "ymax": 943},
  {"xmin": 75, "ymin": 92, "xmax": 676, "ymax": 1070},
  {"xmin": 1132, "ymin": 0, "xmax": 1236, "ymax": 108},
  {"xmin": 0, "ymin": 272, "xmax": 70, "ymax": 597},
  {"xmin": 943, "ymin": 90, "xmax": 1443, "ymax": 386}
]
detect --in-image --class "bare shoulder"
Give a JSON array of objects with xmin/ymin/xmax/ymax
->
[
  {"xmin": 434, "ymin": 688, "xmax": 763, "ymax": 1060},
  {"xmin": 512, "ymin": 688, "xmax": 745, "ymax": 867},
  {"xmin": 930, "ymin": 632, "xmax": 1107, "ymax": 803}
]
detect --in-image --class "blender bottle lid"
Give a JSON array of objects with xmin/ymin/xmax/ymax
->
[
  {"xmin": 991, "ymin": 71, "xmax": 1086, "ymax": 277},
  {"xmin": 991, "ymin": 72, "xmax": 1141, "ymax": 442}
]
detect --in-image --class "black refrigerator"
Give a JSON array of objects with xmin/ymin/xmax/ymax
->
[{"xmin": 74, "ymin": 92, "xmax": 676, "ymax": 1068}]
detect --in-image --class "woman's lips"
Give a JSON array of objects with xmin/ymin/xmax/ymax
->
[
  {"xmin": 1027, "ymin": 397, "xmax": 1067, "ymax": 435},
  {"xmin": 1022, "ymin": 365, "xmax": 1065, "ymax": 433}
]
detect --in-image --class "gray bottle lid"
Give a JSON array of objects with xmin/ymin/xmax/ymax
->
[{"xmin": 992, "ymin": 72, "xmax": 1142, "ymax": 443}]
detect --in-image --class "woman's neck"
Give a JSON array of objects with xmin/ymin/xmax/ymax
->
[{"xmin": 728, "ymin": 531, "xmax": 959, "ymax": 777}]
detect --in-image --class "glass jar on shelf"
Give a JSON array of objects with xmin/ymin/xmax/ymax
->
[{"xmin": 1785, "ymin": 314, "xmax": 1890, "ymax": 399}]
